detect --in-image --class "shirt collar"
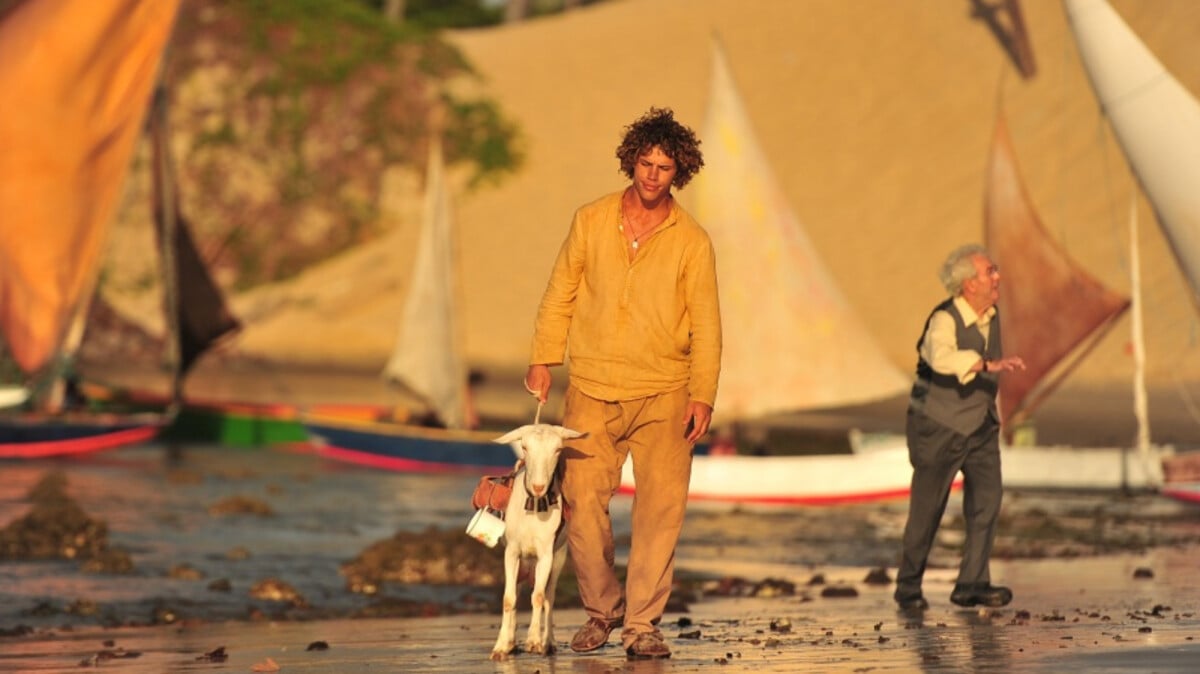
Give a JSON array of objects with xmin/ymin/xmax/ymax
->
[
  {"xmin": 953, "ymin": 295, "xmax": 995, "ymax": 327},
  {"xmin": 613, "ymin": 189, "xmax": 679, "ymax": 231}
]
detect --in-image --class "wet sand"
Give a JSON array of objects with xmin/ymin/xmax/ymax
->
[
  {"xmin": 2, "ymin": 432, "xmax": 1198, "ymax": 673},
  {"xmin": 1, "ymin": 547, "xmax": 1197, "ymax": 673}
]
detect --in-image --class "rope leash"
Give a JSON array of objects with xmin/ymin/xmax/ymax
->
[{"xmin": 524, "ymin": 378, "xmax": 545, "ymax": 425}]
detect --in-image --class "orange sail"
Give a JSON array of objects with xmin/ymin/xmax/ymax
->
[
  {"xmin": 984, "ymin": 115, "xmax": 1129, "ymax": 428},
  {"xmin": 0, "ymin": 0, "xmax": 181, "ymax": 377}
]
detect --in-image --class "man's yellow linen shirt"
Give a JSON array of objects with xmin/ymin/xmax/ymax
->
[{"xmin": 530, "ymin": 191, "xmax": 722, "ymax": 406}]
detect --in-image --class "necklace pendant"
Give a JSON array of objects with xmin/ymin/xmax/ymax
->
[{"xmin": 631, "ymin": 240, "xmax": 639, "ymax": 250}]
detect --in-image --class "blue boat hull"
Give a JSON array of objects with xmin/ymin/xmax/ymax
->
[
  {"xmin": 304, "ymin": 417, "xmax": 514, "ymax": 473},
  {"xmin": 303, "ymin": 416, "xmax": 711, "ymax": 474},
  {"xmin": 0, "ymin": 414, "xmax": 165, "ymax": 459}
]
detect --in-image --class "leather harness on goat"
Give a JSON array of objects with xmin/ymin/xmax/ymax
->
[{"xmin": 472, "ymin": 461, "xmax": 570, "ymax": 522}]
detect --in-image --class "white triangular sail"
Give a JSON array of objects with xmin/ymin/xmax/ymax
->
[
  {"xmin": 383, "ymin": 138, "xmax": 467, "ymax": 428},
  {"xmin": 692, "ymin": 37, "xmax": 910, "ymax": 423},
  {"xmin": 1064, "ymin": 0, "xmax": 1200, "ymax": 307}
]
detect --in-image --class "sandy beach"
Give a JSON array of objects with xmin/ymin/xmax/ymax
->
[
  {"xmin": 1, "ymin": 548, "xmax": 1198, "ymax": 673},
  {"xmin": 1, "ymin": 441, "xmax": 1199, "ymax": 673}
]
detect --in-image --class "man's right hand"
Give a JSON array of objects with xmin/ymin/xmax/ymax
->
[{"xmin": 524, "ymin": 364, "xmax": 552, "ymax": 404}]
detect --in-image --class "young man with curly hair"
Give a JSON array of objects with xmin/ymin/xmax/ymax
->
[{"xmin": 524, "ymin": 107, "xmax": 721, "ymax": 659}]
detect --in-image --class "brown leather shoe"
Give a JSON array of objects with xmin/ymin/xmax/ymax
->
[
  {"xmin": 625, "ymin": 631, "xmax": 671, "ymax": 659},
  {"xmin": 570, "ymin": 617, "xmax": 620, "ymax": 653}
]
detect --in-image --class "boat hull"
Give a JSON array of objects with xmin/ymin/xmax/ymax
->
[
  {"xmin": 1002, "ymin": 445, "xmax": 1165, "ymax": 490},
  {"xmin": 1161, "ymin": 483, "xmax": 1200, "ymax": 504},
  {"xmin": 302, "ymin": 415, "xmax": 720, "ymax": 476},
  {"xmin": 83, "ymin": 383, "xmax": 391, "ymax": 448},
  {"xmin": 1160, "ymin": 451, "xmax": 1200, "ymax": 504},
  {"xmin": 305, "ymin": 415, "xmax": 920, "ymax": 505},
  {"xmin": 163, "ymin": 405, "xmax": 309, "ymax": 447},
  {"xmin": 0, "ymin": 414, "xmax": 165, "ymax": 459},
  {"xmin": 303, "ymin": 416, "xmax": 513, "ymax": 474},
  {"xmin": 620, "ymin": 442, "xmax": 920, "ymax": 506},
  {"xmin": 83, "ymin": 383, "xmax": 304, "ymax": 446}
]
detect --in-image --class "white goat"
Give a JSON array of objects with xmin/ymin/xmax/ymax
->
[{"xmin": 489, "ymin": 423, "xmax": 583, "ymax": 661}]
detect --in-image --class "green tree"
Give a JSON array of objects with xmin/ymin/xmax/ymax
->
[{"xmin": 362, "ymin": 0, "xmax": 504, "ymax": 28}]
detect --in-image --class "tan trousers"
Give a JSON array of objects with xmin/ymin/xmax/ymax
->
[{"xmin": 560, "ymin": 384, "xmax": 693, "ymax": 646}]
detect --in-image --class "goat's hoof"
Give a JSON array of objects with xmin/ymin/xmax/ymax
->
[
  {"xmin": 489, "ymin": 649, "xmax": 513, "ymax": 661},
  {"xmin": 525, "ymin": 640, "xmax": 554, "ymax": 656}
]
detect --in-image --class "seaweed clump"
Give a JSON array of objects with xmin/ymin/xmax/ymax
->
[{"xmin": 0, "ymin": 471, "xmax": 133, "ymax": 573}]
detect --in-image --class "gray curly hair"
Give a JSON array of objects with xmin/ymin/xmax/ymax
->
[{"xmin": 939, "ymin": 244, "xmax": 988, "ymax": 295}]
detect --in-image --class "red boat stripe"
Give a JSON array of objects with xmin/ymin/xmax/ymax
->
[{"xmin": 0, "ymin": 426, "xmax": 160, "ymax": 459}]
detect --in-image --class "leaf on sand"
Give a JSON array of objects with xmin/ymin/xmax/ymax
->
[
  {"xmin": 197, "ymin": 646, "xmax": 228, "ymax": 662},
  {"xmin": 250, "ymin": 657, "xmax": 280, "ymax": 672}
]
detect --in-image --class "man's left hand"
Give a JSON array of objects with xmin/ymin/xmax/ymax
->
[
  {"xmin": 683, "ymin": 401, "xmax": 713, "ymax": 444},
  {"xmin": 990, "ymin": 356, "xmax": 1027, "ymax": 372}
]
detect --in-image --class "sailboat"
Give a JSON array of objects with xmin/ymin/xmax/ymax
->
[
  {"xmin": 0, "ymin": 0, "xmax": 238, "ymax": 458},
  {"xmin": 1056, "ymin": 0, "xmax": 1200, "ymax": 500},
  {"xmin": 301, "ymin": 134, "xmax": 512, "ymax": 473},
  {"xmin": 618, "ymin": 38, "xmax": 923, "ymax": 506},
  {"xmin": 981, "ymin": 111, "xmax": 1165, "ymax": 489},
  {"xmin": 984, "ymin": 116, "xmax": 1131, "ymax": 431},
  {"xmin": 1063, "ymin": 0, "xmax": 1200, "ymax": 307}
]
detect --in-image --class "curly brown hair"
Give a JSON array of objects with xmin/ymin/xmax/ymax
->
[{"xmin": 615, "ymin": 107, "xmax": 704, "ymax": 189}]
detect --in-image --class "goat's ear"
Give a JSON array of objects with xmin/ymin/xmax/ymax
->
[
  {"xmin": 553, "ymin": 426, "xmax": 586, "ymax": 441},
  {"xmin": 494, "ymin": 425, "xmax": 532, "ymax": 445}
]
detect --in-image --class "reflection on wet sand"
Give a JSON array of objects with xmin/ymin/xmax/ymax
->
[
  {"xmin": 568, "ymin": 655, "xmax": 669, "ymax": 674},
  {"xmin": 903, "ymin": 608, "xmax": 1011, "ymax": 673}
]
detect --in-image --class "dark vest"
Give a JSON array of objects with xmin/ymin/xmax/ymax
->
[{"xmin": 909, "ymin": 298, "xmax": 1002, "ymax": 436}]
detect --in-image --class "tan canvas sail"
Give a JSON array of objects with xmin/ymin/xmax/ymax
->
[
  {"xmin": 984, "ymin": 114, "xmax": 1129, "ymax": 428},
  {"xmin": 383, "ymin": 137, "xmax": 468, "ymax": 429},
  {"xmin": 0, "ymin": 0, "xmax": 181, "ymax": 377},
  {"xmin": 691, "ymin": 38, "xmax": 909, "ymax": 423},
  {"xmin": 1064, "ymin": 0, "xmax": 1200, "ymax": 308}
]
